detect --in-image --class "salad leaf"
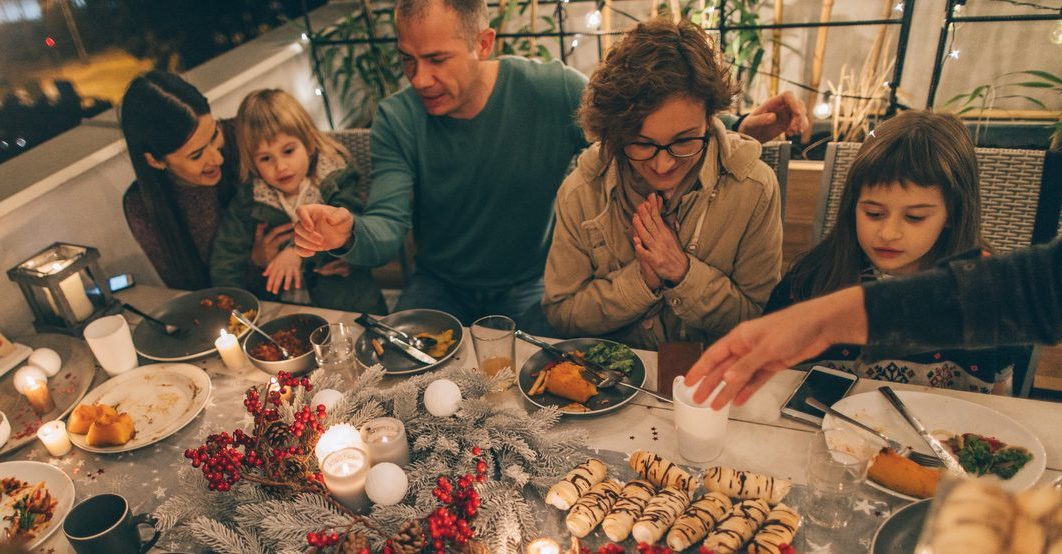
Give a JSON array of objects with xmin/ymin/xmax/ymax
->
[{"xmin": 583, "ymin": 343, "xmax": 636, "ymax": 374}]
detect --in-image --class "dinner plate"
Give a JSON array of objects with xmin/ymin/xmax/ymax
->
[
  {"xmin": 0, "ymin": 460, "xmax": 75, "ymax": 549},
  {"xmin": 871, "ymin": 499, "xmax": 929, "ymax": 554},
  {"xmin": 353, "ymin": 309, "xmax": 464, "ymax": 375},
  {"xmin": 68, "ymin": 363, "xmax": 211, "ymax": 453},
  {"xmin": 0, "ymin": 342, "xmax": 31, "ymax": 379},
  {"xmin": 0, "ymin": 334, "xmax": 97, "ymax": 459},
  {"xmin": 518, "ymin": 338, "xmax": 647, "ymax": 416},
  {"xmin": 825, "ymin": 390, "xmax": 1046, "ymax": 500},
  {"xmin": 132, "ymin": 287, "xmax": 259, "ymax": 361}
]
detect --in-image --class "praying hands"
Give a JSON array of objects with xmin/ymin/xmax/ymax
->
[{"xmin": 631, "ymin": 193, "xmax": 690, "ymax": 289}]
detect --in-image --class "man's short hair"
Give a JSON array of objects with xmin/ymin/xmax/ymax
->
[{"xmin": 395, "ymin": 0, "xmax": 488, "ymax": 44}]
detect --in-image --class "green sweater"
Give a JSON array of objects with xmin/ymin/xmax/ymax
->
[{"xmin": 341, "ymin": 56, "xmax": 588, "ymax": 288}]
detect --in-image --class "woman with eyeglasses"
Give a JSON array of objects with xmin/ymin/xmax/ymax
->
[{"xmin": 541, "ymin": 17, "xmax": 783, "ymax": 349}]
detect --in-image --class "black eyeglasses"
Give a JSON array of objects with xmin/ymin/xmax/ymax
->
[{"xmin": 622, "ymin": 134, "xmax": 709, "ymax": 161}]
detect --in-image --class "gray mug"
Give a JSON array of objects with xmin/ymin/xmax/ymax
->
[{"xmin": 63, "ymin": 493, "xmax": 159, "ymax": 554}]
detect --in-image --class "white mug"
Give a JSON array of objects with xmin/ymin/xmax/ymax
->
[
  {"xmin": 83, "ymin": 315, "xmax": 138, "ymax": 377},
  {"xmin": 672, "ymin": 376, "xmax": 729, "ymax": 462}
]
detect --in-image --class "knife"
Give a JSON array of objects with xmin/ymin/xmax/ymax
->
[
  {"xmin": 363, "ymin": 327, "xmax": 438, "ymax": 365},
  {"xmin": 877, "ymin": 386, "xmax": 966, "ymax": 475}
]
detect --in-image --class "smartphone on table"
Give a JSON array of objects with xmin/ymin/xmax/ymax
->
[{"xmin": 779, "ymin": 365, "xmax": 858, "ymax": 425}]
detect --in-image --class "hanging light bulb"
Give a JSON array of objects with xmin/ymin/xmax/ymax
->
[
  {"xmin": 951, "ymin": 3, "xmax": 963, "ymax": 16},
  {"xmin": 948, "ymin": 49, "xmax": 960, "ymax": 59},
  {"xmin": 812, "ymin": 97, "xmax": 833, "ymax": 120},
  {"xmin": 893, "ymin": 2, "xmax": 903, "ymax": 13},
  {"xmin": 314, "ymin": 88, "xmax": 323, "ymax": 96},
  {"xmin": 1051, "ymin": 21, "xmax": 1062, "ymax": 46},
  {"xmin": 299, "ymin": 32, "xmax": 309, "ymax": 43},
  {"xmin": 585, "ymin": 9, "xmax": 602, "ymax": 30},
  {"xmin": 570, "ymin": 33, "xmax": 582, "ymax": 49}
]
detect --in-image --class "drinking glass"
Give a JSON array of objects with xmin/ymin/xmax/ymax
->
[
  {"xmin": 672, "ymin": 376, "xmax": 729, "ymax": 462},
  {"xmin": 310, "ymin": 323, "xmax": 357, "ymax": 378},
  {"xmin": 83, "ymin": 315, "xmax": 137, "ymax": 376},
  {"xmin": 805, "ymin": 428, "xmax": 873, "ymax": 529},
  {"xmin": 470, "ymin": 315, "xmax": 516, "ymax": 387}
]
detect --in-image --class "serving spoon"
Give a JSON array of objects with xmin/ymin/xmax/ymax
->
[{"xmin": 230, "ymin": 309, "xmax": 291, "ymax": 359}]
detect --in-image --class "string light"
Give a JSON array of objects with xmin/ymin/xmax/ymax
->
[
  {"xmin": 314, "ymin": 88, "xmax": 323, "ymax": 96},
  {"xmin": 812, "ymin": 96, "xmax": 833, "ymax": 120},
  {"xmin": 882, "ymin": 80, "xmax": 890, "ymax": 88},
  {"xmin": 948, "ymin": 49, "xmax": 960, "ymax": 59},
  {"xmin": 893, "ymin": 2, "xmax": 904, "ymax": 13},
  {"xmin": 585, "ymin": 9, "xmax": 601, "ymax": 30},
  {"xmin": 1051, "ymin": 21, "xmax": 1062, "ymax": 45},
  {"xmin": 299, "ymin": 32, "xmax": 309, "ymax": 42},
  {"xmin": 569, "ymin": 33, "xmax": 582, "ymax": 49}
]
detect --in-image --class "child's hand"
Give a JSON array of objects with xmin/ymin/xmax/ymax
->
[
  {"xmin": 250, "ymin": 222, "xmax": 294, "ymax": 268},
  {"xmin": 293, "ymin": 205, "xmax": 354, "ymax": 256},
  {"xmin": 262, "ymin": 247, "xmax": 304, "ymax": 294}
]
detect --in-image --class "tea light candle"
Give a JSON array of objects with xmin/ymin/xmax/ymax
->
[
  {"xmin": 315, "ymin": 423, "xmax": 363, "ymax": 464},
  {"xmin": 13, "ymin": 366, "xmax": 53, "ymax": 415},
  {"xmin": 360, "ymin": 417, "xmax": 410, "ymax": 466},
  {"xmin": 215, "ymin": 329, "xmax": 245, "ymax": 370},
  {"xmin": 322, "ymin": 447, "xmax": 369, "ymax": 513},
  {"xmin": 526, "ymin": 538, "xmax": 560, "ymax": 554},
  {"xmin": 36, "ymin": 420, "xmax": 71, "ymax": 457}
]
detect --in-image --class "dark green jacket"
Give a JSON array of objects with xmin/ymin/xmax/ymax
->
[{"xmin": 210, "ymin": 164, "xmax": 387, "ymax": 314}]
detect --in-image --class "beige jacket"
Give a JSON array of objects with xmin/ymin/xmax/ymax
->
[{"xmin": 542, "ymin": 117, "xmax": 783, "ymax": 349}]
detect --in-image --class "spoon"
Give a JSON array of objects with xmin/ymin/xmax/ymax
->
[
  {"xmin": 122, "ymin": 303, "xmax": 182, "ymax": 336},
  {"xmin": 230, "ymin": 310, "xmax": 290, "ymax": 359}
]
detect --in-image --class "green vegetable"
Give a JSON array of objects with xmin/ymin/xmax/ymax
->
[
  {"xmin": 584, "ymin": 343, "xmax": 636, "ymax": 374},
  {"xmin": 991, "ymin": 447, "xmax": 1033, "ymax": 479},
  {"xmin": 948, "ymin": 434, "xmax": 1033, "ymax": 479}
]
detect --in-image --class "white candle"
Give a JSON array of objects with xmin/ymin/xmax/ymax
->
[
  {"xmin": 322, "ymin": 447, "xmax": 369, "ymax": 513},
  {"xmin": 360, "ymin": 417, "xmax": 410, "ymax": 467},
  {"xmin": 37, "ymin": 420, "xmax": 71, "ymax": 457},
  {"xmin": 13, "ymin": 366, "xmax": 53, "ymax": 415},
  {"xmin": 315, "ymin": 423, "xmax": 363, "ymax": 464},
  {"xmin": 215, "ymin": 329, "xmax": 246, "ymax": 370},
  {"xmin": 526, "ymin": 538, "xmax": 560, "ymax": 554},
  {"xmin": 42, "ymin": 266, "xmax": 93, "ymax": 322}
]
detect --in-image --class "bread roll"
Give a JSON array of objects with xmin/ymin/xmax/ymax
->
[
  {"xmin": 748, "ymin": 503, "xmax": 800, "ymax": 554},
  {"xmin": 68, "ymin": 404, "xmax": 103, "ymax": 434},
  {"xmin": 929, "ymin": 480, "xmax": 1013, "ymax": 554},
  {"xmin": 666, "ymin": 491, "xmax": 731, "ymax": 551},
  {"xmin": 702, "ymin": 499, "xmax": 770, "ymax": 554},
  {"xmin": 628, "ymin": 450, "xmax": 695, "ymax": 492},
  {"xmin": 601, "ymin": 480, "xmax": 655, "ymax": 542},
  {"xmin": 86, "ymin": 411, "xmax": 135, "ymax": 447},
  {"xmin": 565, "ymin": 480, "xmax": 622, "ymax": 538},
  {"xmin": 546, "ymin": 459, "xmax": 607, "ymax": 510},
  {"xmin": 867, "ymin": 448, "xmax": 942, "ymax": 499},
  {"xmin": 631, "ymin": 487, "xmax": 691, "ymax": 545},
  {"xmin": 702, "ymin": 466, "xmax": 791, "ymax": 505}
]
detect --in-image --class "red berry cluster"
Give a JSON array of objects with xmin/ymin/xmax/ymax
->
[
  {"xmin": 636, "ymin": 544, "xmax": 674, "ymax": 554},
  {"xmin": 305, "ymin": 531, "xmax": 340, "ymax": 548},
  {"xmin": 269, "ymin": 373, "xmax": 313, "ymax": 406},
  {"xmin": 292, "ymin": 404, "xmax": 327, "ymax": 438},
  {"xmin": 580, "ymin": 544, "xmax": 626, "ymax": 554},
  {"xmin": 184, "ymin": 429, "xmax": 258, "ymax": 491},
  {"xmin": 403, "ymin": 446, "xmax": 488, "ymax": 554}
]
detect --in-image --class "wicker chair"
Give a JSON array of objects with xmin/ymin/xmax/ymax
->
[
  {"xmin": 759, "ymin": 141, "xmax": 791, "ymax": 218},
  {"xmin": 813, "ymin": 142, "xmax": 1062, "ymax": 397}
]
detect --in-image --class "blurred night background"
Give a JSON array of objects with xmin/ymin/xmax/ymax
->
[{"xmin": 0, "ymin": 0, "xmax": 326, "ymax": 164}]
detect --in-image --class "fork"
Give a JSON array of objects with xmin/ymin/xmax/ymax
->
[{"xmin": 805, "ymin": 397, "xmax": 944, "ymax": 468}]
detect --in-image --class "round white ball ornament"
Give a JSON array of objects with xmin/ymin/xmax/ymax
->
[
  {"xmin": 423, "ymin": 379, "xmax": 462, "ymax": 417},
  {"xmin": 365, "ymin": 462, "xmax": 408, "ymax": 506},
  {"xmin": 28, "ymin": 348, "xmax": 62, "ymax": 377},
  {"xmin": 310, "ymin": 388, "xmax": 343, "ymax": 412}
]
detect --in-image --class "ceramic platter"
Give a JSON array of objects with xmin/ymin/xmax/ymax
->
[
  {"xmin": 132, "ymin": 287, "xmax": 259, "ymax": 362},
  {"xmin": 518, "ymin": 338, "xmax": 647, "ymax": 416},
  {"xmin": 0, "ymin": 460, "xmax": 75, "ymax": 549},
  {"xmin": 353, "ymin": 309, "xmax": 464, "ymax": 375},
  {"xmin": 68, "ymin": 363, "xmax": 211, "ymax": 454}
]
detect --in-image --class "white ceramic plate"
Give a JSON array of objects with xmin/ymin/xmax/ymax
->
[
  {"xmin": 0, "ymin": 343, "xmax": 31, "ymax": 379},
  {"xmin": 0, "ymin": 460, "xmax": 75, "ymax": 549},
  {"xmin": 68, "ymin": 363, "xmax": 211, "ymax": 454},
  {"xmin": 825, "ymin": 390, "xmax": 1046, "ymax": 500}
]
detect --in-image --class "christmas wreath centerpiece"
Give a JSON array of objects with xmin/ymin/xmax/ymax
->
[{"xmin": 153, "ymin": 365, "xmax": 588, "ymax": 554}]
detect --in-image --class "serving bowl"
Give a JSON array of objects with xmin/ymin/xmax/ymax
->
[{"xmin": 242, "ymin": 313, "xmax": 328, "ymax": 375}]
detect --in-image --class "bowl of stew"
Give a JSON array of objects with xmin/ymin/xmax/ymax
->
[{"xmin": 242, "ymin": 313, "xmax": 328, "ymax": 375}]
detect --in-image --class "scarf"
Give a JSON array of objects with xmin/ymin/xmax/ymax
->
[
  {"xmin": 614, "ymin": 149, "xmax": 706, "ymax": 235},
  {"xmin": 252, "ymin": 151, "xmax": 345, "ymax": 222}
]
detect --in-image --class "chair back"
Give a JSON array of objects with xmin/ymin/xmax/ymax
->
[{"xmin": 759, "ymin": 141, "xmax": 791, "ymax": 218}]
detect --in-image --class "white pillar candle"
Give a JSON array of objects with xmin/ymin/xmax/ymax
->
[
  {"xmin": 322, "ymin": 447, "xmax": 369, "ymax": 513},
  {"xmin": 37, "ymin": 420, "xmax": 71, "ymax": 457},
  {"xmin": 43, "ymin": 271, "xmax": 94, "ymax": 322},
  {"xmin": 215, "ymin": 329, "xmax": 246, "ymax": 370},
  {"xmin": 315, "ymin": 423, "xmax": 363, "ymax": 464},
  {"xmin": 360, "ymin": 417, "xmax": 410, "ymax": 467}
]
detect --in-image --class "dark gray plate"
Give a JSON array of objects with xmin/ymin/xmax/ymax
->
[
  {"xmin": 132, "ymin": 287, "xmax": 259, "ymax": 361},
  {"xmin": 518, "ymin": 338, "xmax": 646, "ymax": 416},
  {"xmin": 354, "ymin": 309, "xmax": 463, "ymax": 375},
  {"xmin": 872, "ymin": 499, "xmax": 930, "ymax": 554}
]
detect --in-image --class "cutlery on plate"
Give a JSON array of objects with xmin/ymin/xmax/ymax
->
[
  {"xmin": 514, "ymin": 330, "xmax": 672, "ymax": 404},
  {"xmin": 805, "ymin": 397, "xmax": 944, "ymax": 468},
  {"xmin": 230, "ymin": 310, "xmax": 290, "ymax": 359},
  {"xmin": 122, "ymin": 303, "xmax": 182, "ymax": 336},
  {"xmin": 361, "ymin": 325, "xmax": 438, "ymax": 365},
  {"xmin": 877, "ymin": 386, "xmax": 966, "ymax": 475},
  {"xmin": 354, "ymin": 313, "xmax": 437, "ymax": 352}
]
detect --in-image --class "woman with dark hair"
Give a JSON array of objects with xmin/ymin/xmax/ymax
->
[
  {"xmin": 120, "ymin": 71, "xmax": 290, "ymax": 290},
  {"xmin": 541, "ymin": 17, "xmax": 783, "ymax": 349}
]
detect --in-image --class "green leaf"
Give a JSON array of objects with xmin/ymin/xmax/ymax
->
[
  {"xmin": 1010, "ymin": 81, "xmax": 1056, "ymax": 89},
  {"xmin": 1008, "ymin": 70, "xmax": 1062, "ymax": 85}
]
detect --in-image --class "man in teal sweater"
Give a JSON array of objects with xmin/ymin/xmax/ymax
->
[{"xmin": 293, "ymin": 0, "xmax": 807, "ymax": 328}]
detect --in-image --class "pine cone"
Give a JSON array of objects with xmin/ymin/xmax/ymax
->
[
  {"xmin": 282, "ymin": 457, "xmax": 307, "ymax": 480},
  {"xmin": 263, "ymin": 421, "xmax": 290, "ymax": 447},
  {"xmin": 338, "ymin": 532, "xmax": 371, "ymax": 553},
  {"xmin": 456, "ymin": 540, "xmax": 489, "ymax": 554},
  {"xmin": 387, "ymin": 520, "xmax": 427, "ymax": 554}
]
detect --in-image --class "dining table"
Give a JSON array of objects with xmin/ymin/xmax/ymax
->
[{"xmin": 14, "ymin": 284, "xmax": 1061, "ymax": 553}]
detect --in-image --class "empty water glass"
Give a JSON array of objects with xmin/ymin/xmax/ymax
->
[
  {"xmin": 310, "ymin": 323, "xmax": 357, "ymax": 378},
  {"xmin": 470, "ymin": 315, "xmax": 516, "ymax": 387},
  {"xmin": 806, "ymin": 428, "xmax": 873, "ymax": 529}
]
